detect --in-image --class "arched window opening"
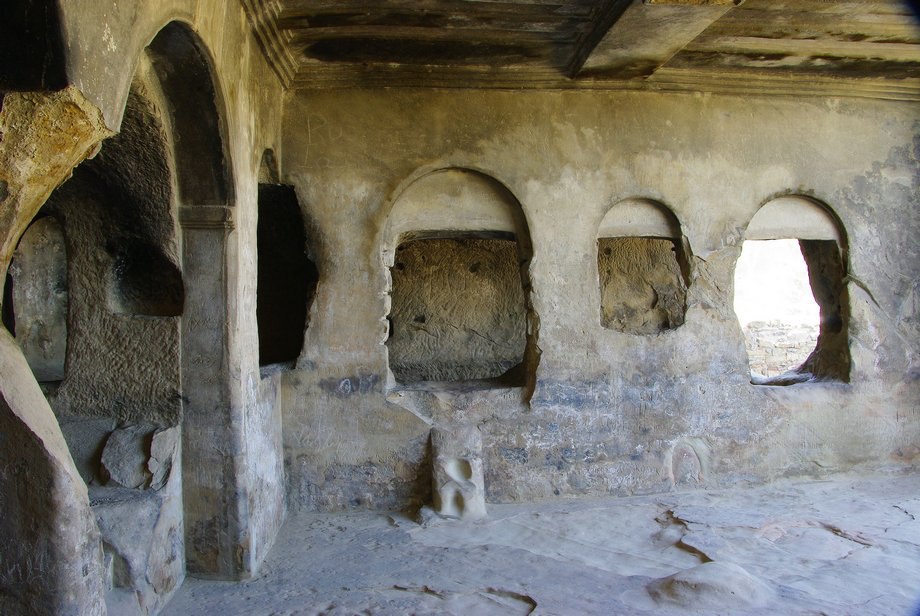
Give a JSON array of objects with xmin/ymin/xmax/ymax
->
[
  {"xmin": 257, "ymin": 183, "xmax": 318, "ymax": 366},
  {"xmin": 735, "ymin": 196, "xmax": 850, "ymax": 385},
  {"xmin": 597, "ymin": 199, "xmax": 690, "ymax": 334},
  {"xmin": 734, "ymin": 240, "xmax": 820, "ymax": 379}
]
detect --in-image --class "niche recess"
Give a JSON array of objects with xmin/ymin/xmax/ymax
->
[
  {"xmin": 88, "ymin": 82, "xmax": 186, "ymax": 318},
  {"xmin": 5, "ymin": 216, "xmax": 69, "ymax": 381},
  {"xmin": 383, "ymin": 169, "xmax": 537, "ymax": 388},
  {"xmin": 34, "ymin": 65, "xmax": 186, "ymax": 422},
  {"xmin": 257, "ymin": 181, "xmax": 318, "ymax": 366},
  {"xmin": 109, "ymin": 242, "xmax": 184, "ymax": 316},
  {"xmin": 736, "ymin": 196, "xmax": 850, "ymax": 385},
  {"xmin": 597, "ymin": 199, "xmax": 690, "ymax": 334}
]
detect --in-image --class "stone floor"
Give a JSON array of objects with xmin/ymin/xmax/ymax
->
[{"xmin": 164, "ymin": 472, "xmax": 920, "ymax": 615}]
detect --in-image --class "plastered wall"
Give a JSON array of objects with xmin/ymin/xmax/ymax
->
[{"xmin": 281, "ymin": 89, "xmax": 920, "ymax": 509}]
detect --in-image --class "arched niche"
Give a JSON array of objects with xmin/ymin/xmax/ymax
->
[
  {"xmin": 597, "ymin": 198, "xmax": 683, "ymax": 239},
  {"xmin": 745, "ymin": 196, "xmax": 844, "ymax": 245},
  {"xmin": 34, "ymin": 73, "xmax": 186, "ymax": 424},
  {"xmin": 736, "ymin": 195, "xmax": 850, "ymax": 384},
  {"xmin": 146, "ymin": 22, "xmax": 230, "ymax": 207},
  {"xmin": 382, "ymin": 169, "xmax": 537, "ymax": 389},
  {"xmin": 88, "ymin": 79, "xmax": 185, "ymax": 319},
  {"xmin": 596, "ymin": 198, "xmax": 690, "ymax": 334},
  {"xmin": 382, "ymin": 169, "xmax": 530, "ymax": 259}
]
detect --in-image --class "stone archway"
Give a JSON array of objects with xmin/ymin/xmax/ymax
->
[
  {"xmin": 0, "ymin": 88, "xmax": 110, "ymax": 616},
  {"xmin": 144, "ymin": 21, "xmax": 255, "ymax": 578}
]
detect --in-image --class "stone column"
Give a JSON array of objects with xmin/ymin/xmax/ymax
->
[{"xmin": 179, "ymin": 205, "xmax": 252, "ymax": 579}]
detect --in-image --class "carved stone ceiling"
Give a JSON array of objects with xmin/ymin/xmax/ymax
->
[{"xmin": 241, "ymin": 0, "xmax": 920, "ymax": 99}]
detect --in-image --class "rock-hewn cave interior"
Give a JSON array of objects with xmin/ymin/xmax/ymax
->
[{"xmin": 1, "ymin": 1, "xmax": 918, "ymax": 614}]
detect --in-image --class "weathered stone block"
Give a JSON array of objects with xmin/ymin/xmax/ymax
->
[
  {"xmin": 101, "ymin": 423, "xmax": 156, "ymax": 489},
  {"xmin": 91, "ymin": 433, "xmax": 183, "ymax": 615},
  {"xmin": 647, "ymin": 562, "xmax": 774, "ymax": 610},
  {"xmin": 149, "ymin": 426, "xmax": 179, "ymax": 491},
  {"xmin": 8, "ymin": 217, "xmax": 69, "ymax": 381}
]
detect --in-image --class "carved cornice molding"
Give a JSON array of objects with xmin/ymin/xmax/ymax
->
[
  {"xmin": 643, "ymin": 69, "xmax": 920, "ymax": 102},
  {"xmin": 286, "ymin": 66, "xmax": 920, "ymax": 102},
  {"xmin": 240, "ymin": 0, "xmax": 296, "ymax": 87}
]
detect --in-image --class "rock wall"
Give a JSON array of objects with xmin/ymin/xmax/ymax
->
[
  {"xmin": 0, "ymin": 330, "xmax": 106, "ymax": 616},
  {"xmin": 280, "ymin": 89, "xmax": 920, "ymax": 511},
  {"xmin": 743, "ymin": 322, "xmax": 819, "ymax": 378},
  {"xmin": 597, "ymin": 237, "xmax": 688, "ymax": 334},
  {"xmin": 388, "ymin": 237, "xmax": 527, "ymax": 383},
  {"xmin": 0, "ymin": 0, "xmax": 290, "ymax": 591},
  {"xmin": 0, "ymin": 87, "xmax": 111, "ymax": 616},
  {"xmin": 40, "ymin": 81, "xmax": 182, "ymax": 426},
  {"xmin": 1, "ymin": 3, "xmax": 918, "ymax": 607},
  {"xmin": 7, "ymin": 217, "xmax": 69, "ymax": 382}
]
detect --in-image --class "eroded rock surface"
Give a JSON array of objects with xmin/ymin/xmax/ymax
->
[
  {"xmin": 91, "ymin": 458, "xmax": 184, "ymax": 615},
  {"xmin": 164, "ymin": 474, "xmax": 920, "ymax": 616},
  {"xmin": 598, "ymin": 237, "xmax": 688, "ymax": 334},
  {"xmin": 647, "ymin": 561, "xmax": 774, "ymax": 610},
  {"xmin": 59, "ymin": 416, "xmax": 117, "ymax": 484},
  {"xmin": 388, "ymin": 237, "xmax": 526, "ymax": 383},
  {"xmin": 7, "ymin": 217, "xmax": 69, "ymax": 381},
  {"xmin": 149, "ymin": 426, "xmax": 179, "ymax": 491},
  {"xmin": 90, "ymin": 422, "xmax": 184, "ymax": 614}
]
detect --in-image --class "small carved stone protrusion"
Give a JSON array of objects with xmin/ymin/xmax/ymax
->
[
  {"xmin": 431, "ymin": 426, "xmax": 487, "ymax": 520},
  {"xmin": 669, "ymin": 438, "xmax": 710, "ymax": 490}
]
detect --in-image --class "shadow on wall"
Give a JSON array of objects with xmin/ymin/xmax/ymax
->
[
  {"xmin": 37, "ymin": 78, "xmax": 184, "ymax": 425},
  {"xmin": 257, "ymin": 182, "xmax": 318, "ymax": 367}
]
